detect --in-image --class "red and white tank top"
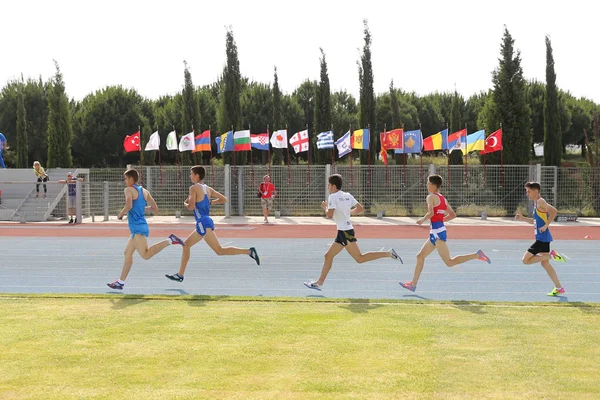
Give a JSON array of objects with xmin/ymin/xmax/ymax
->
[{"xmin": 430, "ymin": 193, "xmax": 447, "ymax": 223}]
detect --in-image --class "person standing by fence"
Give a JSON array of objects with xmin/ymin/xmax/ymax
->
[
  {"xmin": 59, "ymin": 172, "xmax": 83, "ymax": 224},
  {"xmin": 33, "ymin": 161, "xmax": 48, "ymax": 198},
  {"xmin": 259, "ymin": 175, "xmax": 276, "ymax": 224}
]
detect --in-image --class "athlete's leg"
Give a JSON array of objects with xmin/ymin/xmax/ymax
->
[
  {"xmin": 410, "ymin": 239, "xmax": 436, "ymax": 286},
  {"xmin": 539, "ymin": 255, "xmax": 562, "ymax": 288},
  {"xmin": 314, "ymin": 242, "xmax": 345, "ymax": 285},
  {"xmin": 132, "ymin": 234, "xmax": 171, "ymax": 260},
  {"xmin": 522, "ymin": 251, "xmax": 551, "ymax": 265},
  {"xmin": 436, "ymin": 240, "xmax": 481, "ymax": 267},
  {"xmin": 119, "ymin": 237, "xmax": 137, "ymax": 281},
  {"xmin": 344, "ymin": 241, "xmax": 394, "ymax": 264},
  {"xmin": 176, "ymin": 230, "xmax": 204, "ymax": 276},
  {"xmin": 203, "ymin": 229, "xmax": 249, "ymax": 256}
]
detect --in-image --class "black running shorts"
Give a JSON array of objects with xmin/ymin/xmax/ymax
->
[
  {"xmin": 335, "ymin": 229, "xmax": 357, "ymax": 246},
  {"xmin": 527, "ymin": 240, "xmax": 550, "ymax": 255}
]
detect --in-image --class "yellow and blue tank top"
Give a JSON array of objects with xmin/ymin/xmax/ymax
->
[{"xmin": 533, "ymin": 201, "xmax": 553, "ymax": 242}]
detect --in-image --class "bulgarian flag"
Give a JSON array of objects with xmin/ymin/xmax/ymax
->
[{"xmin": 233, "ymin": 130, "xmax": 251, "ymax": 151}]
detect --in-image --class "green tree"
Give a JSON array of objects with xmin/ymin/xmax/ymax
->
[
  {"xmin": 47, "ymin": 61, "xmax": 73, "ymax": 168},
  {"xmin": 389, "ymin": 80, "xmax": 401, "ymax": 129},
  {"xmin": 314, "ymin": 48, "xmax": 332, "ymax": 163},
  {"xmin": 358, "ymin": 19, "xmax": 377, "ymax": 163},
  {"xmin": 272, "ymin": 67, "xmax": 284, "ymax": 165},
  {"xmin": 544, "ymin": 36, "xmax": 562, "ymax": 167},
  {"xmin": 241, "ymin": 81, "xmax": 272, "ymax": 163},
  {"xmin": 331, "ymin": 90, "xmax": 359, "ymax": 139},
  {"xmin": 526, "ymin": 80, "xmax": 545, "ymax": 156},
  {"xmin": 16, "ymin": 85, "xmax": 28, "ymax": 167},
  {"xmin": 217, "ymin": 28, "xmax": 243, "ymax": 164},
  {"xmin": 481, "ymin": 27, "xmax": 531, "ymax": 165},
  {"xmin": 181, "ymin": 61, "xmax": 200, "ymax": 165},
  {"xmin": 449, "ymin": 91, "xmax": 463, "ymax": 165}
]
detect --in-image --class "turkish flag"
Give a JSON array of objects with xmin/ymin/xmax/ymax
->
[
  {"xmin": 480, "ymin": 129, "xmax": 502, "ymax": 154},
  {"xmin": 124, "ymin": 131, "xmax": 141, "ymax": 152}
]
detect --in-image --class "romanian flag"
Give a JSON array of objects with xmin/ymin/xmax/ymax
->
[
  {"xmin": 193, "ymin": 130, "xmax": 211, "ymax": 152},
  {"xmin": 351, "ymin": 129, "xmax": 369, "ymax": 150},
  {"xmin": 423, "ymin": 129, "xmax": 448, "ymax": 151}
]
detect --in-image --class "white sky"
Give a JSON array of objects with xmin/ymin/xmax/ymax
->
[{"xmin": 2, "ymin": 0, "xmax": 598, "ymax": 103}]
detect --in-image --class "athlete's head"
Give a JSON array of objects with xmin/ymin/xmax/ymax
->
[
  {"xmin": 190, "ymin": 165, "xmax": 206, "ymax": 182},
  {"xmin": 123, "ymin": 169, "xmax": 139, "ymax": 184},
  {"xmin": 427, "ymin": 175, "xmax": 443, "ymax": 190},
  {"xmin": 328, "ymin": 174, "xmax": 343, "ymax": 191},
  {"xmin": 525, "ymin": 181, "xmax": 541, "ymax": 200}
]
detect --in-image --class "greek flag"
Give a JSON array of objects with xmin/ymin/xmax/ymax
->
[{"xmin": 316, "ymin": 131, "xmax": 334, "ymax": 149}]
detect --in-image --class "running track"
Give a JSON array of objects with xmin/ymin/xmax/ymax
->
[{"xmin": 1, "ymin": 223, "xmax": 599, "ymax": 302}]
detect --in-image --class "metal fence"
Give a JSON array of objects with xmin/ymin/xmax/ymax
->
[{"xmin": 79, "ymin": 164, "xmax": 600, "ymax": 218}]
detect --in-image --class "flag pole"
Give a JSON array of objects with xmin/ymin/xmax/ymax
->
[
  {"xmin": 402, "ymin": 123, "xmax": 406, "ymax": 187},
  {"xmin": 209, "ymin": 125, "xmax": 214, "ymax": 186},
  {"xmin": 446, "ymin": 122, "xmax": 450, "ymax": 188},
  {"xmin": 157, "ymin": 125, "xmax": 163, "ymax": 186},
  {"xmin": 249, "ymin": 124, "xmax": 254, "ymax": 190},
  {"xmin": 349, "ymin": 124, "xmax": 353, "ymax": 186},
  {"xmin": 138, "ymin": 126, "xmax": 143, "ymax": 185},
  {"xmin": 192, "ymin": 125, "xmax": 197, "ymax": 165},
  {"xmin": 307, "ymin": 123, "xmax": 311, "ymax": 185},
  {"xmin": 267, "ymin": 124, "xmax": 271, "ymax": 177},
  {"xmin": 286, "ymin": 124, "xmax": 290, "ymax": 185},
  {"xmin": 174, "ymin": 125, "xmax": 181, "ymax": 187},
  {"xmin": 367, "ymin": 124, "xmax": 371, "ymax": 189},
  {"xmin": 500, "ymin": 123, "xmax": 504, "ymax": 187},
  {"xmin": 419, "ymin": 123, "xmax": 423, "ymax": 186},
  {"xmin": 331, "ymin": 124, "xmax": 335, "ymax": 166},
  {"xmin": 232, "ymin": 125, "xmax": 236, "ymax": 180},
  {"xmin": 464, "ymin": 123, "xmax": 468, "ymax": 191}
]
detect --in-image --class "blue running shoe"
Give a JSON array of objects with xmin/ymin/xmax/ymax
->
[
  {"xmin": 249, "ymin": 247, "xmax": 260, "ymax": 265},
  {"xmin": 303, "ymin": 280, "xmax": 322, "ymax": 291},
  {"xmin": 477, "ymin": 250, "xmax": 491, "ymax": 264},
  {"xmin": 107, "ymin": 280, "xmax": 124, "ymax": 290},
  {"xmin": 399, "ymin": 281, "xmax": 416, "ymax": 292},
  {"xmin": 169, "ymin": 234, "xmax": 185, "ymax": 246},
  {"xmin": 391, "ymin": 249, "xmax": 403, "ymax": 264}
]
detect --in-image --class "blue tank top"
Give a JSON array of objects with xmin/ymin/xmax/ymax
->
[
  {"xmin": 533, "ymin": 201, "xmax": 553, "ymax": 242},
  {"xmin": 193, "ymin": 184, "xmax": 211, "ymax": 221},
  {"xmin": 128, "ymin": 185, "xmax": 148, "ymax": 230}
]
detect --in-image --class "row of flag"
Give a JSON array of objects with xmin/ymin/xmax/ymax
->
[
  {"xmin": 123, "ymin": 127, "xmax": 504, "ymax": 162},
  {"xmin": 379, "ymin": 128, "xmax": 503, "ymax": 165}
]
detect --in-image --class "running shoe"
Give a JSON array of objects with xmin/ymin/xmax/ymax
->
[
  {"xmin": 169, "ymin": 234, "xmax": 185, "ymax": 246},
  {"xmin": 477, "ymin": 249, "xmax": 491, "ymax": 264},
  {"xmin": 303, "ymin": 280, "xmax": 322, "ymax": 291},
  {"xmin": 399, "ymin": 281, "xmax": 416, "ymax": 292},
  {"xmin": 249, "ymin": 247, "xmax": 260, "ymax": 265},
  {"xmin": 550, "ymin": 250, "xmax": 566, "ymax": 263},
  {"xmin": 165, "ymin": 273, "xmax": 184, "ymax": 282},
  {"xmin": 547, "ymin": 287, "xmax": 565, "ymax": 296},
  {"xmin": 390, "ymin": 249, "xmax": 404, "ymax": 264},
  {"xmin": 107, "ymin": 280, "xmax": 124, "ymax": 290}
]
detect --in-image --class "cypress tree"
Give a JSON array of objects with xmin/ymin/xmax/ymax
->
[
  {"xmin": 484, "ymin": 27, "xmax": 531, "ymax": 165},
  {"xmin": 314, "ymin": 48, "xmax": 332, "ymax": 163},
  {"xmin": 449, "ymin": 91, "xmax": 463, "ymax": 165},
  {"xmin": 217, "ymin": 28, "xmax": 243, "ymax": 164},
  {"xmin": 271, "ymin": 67, "xmax": 283, "ymax": 165},
  {"xmin": 389, "ymin": 80, "xmax": 401, "ymax": 128},
  {"xmin": 543, "ymin": 36, "xmax": 562, "ymax": 167},
  {"xmin": 47, "ymin": 61, "xmax": 73, "ymax": 168},
  {"xmin": 181, "ymin": 61, "xmax": 200, "ymax": 164},
  {"xmin": 358, "ymin": 19, "xmax": 376, "ymax": 163},
  {"xmin": 16, "ymin": 86, "xmax": 28, "ymax": 168}
]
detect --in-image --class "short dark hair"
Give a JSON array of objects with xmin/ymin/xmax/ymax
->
[
  {"xmin": 525, "ymin": 181, "xmax": 541, "ymax": 191},
  {"xmin": 191, "ymin": 165, "xmax": 206, "ymax": 180},
  {"xmin": 124, "ymin": 169, "xmax": 139, "ymax": 183},
  {"xmin": 428, "ymin": 174, "xmax": 443, "ymax": 189},
  {"xmin": 328, "ymin": 174, "xmax": 343, "ymax": 190}
]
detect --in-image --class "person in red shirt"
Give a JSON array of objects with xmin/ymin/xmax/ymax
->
[{"xmin": 259, "ymin": 175, "xmax": 276, "ymax": 223}]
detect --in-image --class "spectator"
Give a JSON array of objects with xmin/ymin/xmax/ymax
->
[
  {"xmin": 33, "ymin": 161, "xmax": 49, "ymax": 198},
  {"xmin": 59, "ymin": 172, "xmax": 83, "ymax": 224},
  {"xmin": 259, "ymin": 175, "xmax": 276, "ymax": 223}
]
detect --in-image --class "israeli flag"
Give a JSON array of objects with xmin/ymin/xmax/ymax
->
[{"xmin": 335, "ymin": 131, "xmax": 351, "ymax": 158}]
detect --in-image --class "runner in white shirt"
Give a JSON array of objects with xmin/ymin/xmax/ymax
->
[{"xmin": 304, "ymin": 174, "xmax": 403, "ymax": 290}]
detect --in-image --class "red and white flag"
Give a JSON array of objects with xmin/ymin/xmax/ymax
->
[
  {"xmin": 480, "ymin": 129, "xmax": 503, "ymax": 154},
  {"xmin": 289, "ymin": 129, "xmax": 309, "ymax": 154},
  {"xmin": 123, "ymin": 131, "xmax": 141, "ymax": 152}
]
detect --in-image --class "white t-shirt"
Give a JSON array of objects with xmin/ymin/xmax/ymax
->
[{"xmin": 327, "ymin": 190, "xmax": 358, "ymax": 230}]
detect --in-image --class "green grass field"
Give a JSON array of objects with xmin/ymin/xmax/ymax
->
[{"xmin": 1, "ymin": 295, "xmax": 599, "ymax": 399}]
